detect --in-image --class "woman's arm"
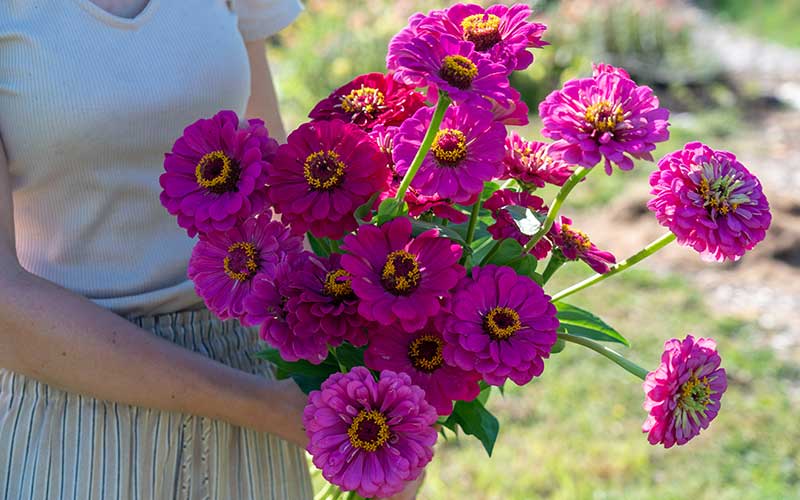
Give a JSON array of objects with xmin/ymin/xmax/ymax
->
[
  {"xmin": 0, "ymin": 136, "xmax": 307, "ymax": 447},
  {"xmin": 245, "ymin": 41, "xmax": 288, "ymax": 143}
]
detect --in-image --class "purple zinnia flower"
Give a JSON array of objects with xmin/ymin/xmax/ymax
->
[
  {"xmin": 364, "ymin": 317, "xmax": 482, "ymax": 415},
  {"xmin": 308, "ymin": 72, "xmax": 426, "ymax": 132},
  {"xmin": 502, "ymin": 133, "xmax": 574, "ymax": 188},
  {"xmin": 443, "ymin": 265, "xmax": 559, "ymax": 386},
  {"xmin": 647, "ymin": 142, "xmax": 771, "ymax": 262},
  {"xmin": 643, "ymin": 335, "xmax": 727, "ymax": 448},
  {"xmin": 341, "ymin": 217, "xmax": 464, "ymax": 333},
  {"xmin": 266, "ymin": 119, "xmax": 389, "ymax": 239},
  {"xmin": 160, "ymin": 110, "xmax": 276, "ymax": 237},
  {"xmin": 187, "ymin": 212, "xmax": 303, "ymax": 322},
  {"xmin": 483, "ymin": 189, "xmax": 552, "ymax": 259},
  {"xmin": 549, "ymin": 216, "xmax": 616, "ymax": 274},
  {"xmin": 393, "ymin": 104, "xmax": 505, "ymax": 203},
  {"xmin": 539, "ymin": 63, "xmax": 670, "ymax": 174},
  {"xmin": 304, "ymin": 367, "xmax": 438, "ymax": 499}
]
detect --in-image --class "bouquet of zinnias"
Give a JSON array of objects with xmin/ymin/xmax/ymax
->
[{"xmin": 159, "ymin": 3, "xmax": 771, "ymax": 498}]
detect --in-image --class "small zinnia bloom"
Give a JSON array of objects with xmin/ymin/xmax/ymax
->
[
  {"xmin": 443, "ymin": 265, "xmax": 559, "ymax": 386},
  {"xmin": 539, "ymin": 63, "xmax": 670, "ymax": 173},
  {"xmin": 309, "ymin": 72, "xmax": 426, "ymax": 132},
  {"xmin": 160, "ymin": 110, "xmax": 275, "ymax": 237},
  {"xmin": 501, "ymin": 133, "xmax": 574, "ymax": 188},
  {"xmin": 266, "ymin": 119, "xmax": 389, "ymax": 239},
  {"xmin": 393, "ymin": 104, "xmax": 506, "ymax": 203},
  {"xmin": 188, "ymin": 212, "xmax": 303, "ymax": 322},
  {"xmin": 549, "ymin": 216, "xmax": 616, "ymax": 274},
  {"xmin": 483, "ymin": 189, "xmax": 552, "ymax": 259},
  {"xmin": 364, "ymin": 317, "xmax": 482, "ymax": 415},
  {"xmin": 341, "ymin": 217, "xmax": 464, "ymax": 333},
  {"xmin": 643, "ymin": 335, "xmax": 727, "ymax": 448},
  {"xmin": 648, "ymin": 142, "xmax": 771, "ymax": 262},
  {"xmin": 304, "ymin": 367, "xmax": 438, "ymax": 499}
]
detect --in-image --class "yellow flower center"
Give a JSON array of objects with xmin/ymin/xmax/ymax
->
[
  {"xmin": 678, "ymin": 374, "xmax": 713, "ymax": 412},
  {"xmin": 561, "ymin": 224, "xmax": 592, "ymax": 252},
  {"xmin": 223, "ymin": 242, "xmax": 259, "ymax": 281},
  {"xmin": 584, "ymin": 101, "xmax": 624, "ymax": 134},
  {"xmin": 195, "ymin": 150, "xmax": 240, "ymax": 193},
  {"xmin": 431, "ymin": 129, "xmax": 468, "ymax": 166},
  {"xmin": 483, "ymin": 306, "xmax": 522, "ymax": 340},
  {"xmin": 381, "ymin": 250, "xmax": 421, "ymax": 295},
  {"xmin": 698, "ymin": 177, "xmax": 742, "ymax": 216},
  {"xmin": 340, "ymin": 86, "xmax": 385, "ymax": 117},
  {"xmin": 303, "ymin": 150, "xmax": 346, "ymax": 191},
  {"xmin": 461, "ymin": 13, "xmax": 502, "ymax": 52},
  {"xmin": 347, "ymin": 409, "xmax": 391, "ymax": 452},
  {"xmin": 408, "ymin": 335, "xmax": 444, "ymax": 372},
  {"xmin": 439, "ymin": 54, "xmax": 478, "ymax": 90},
  {"xmin": 323, "ymin": 269, "xmax": 354, "ymax": 300}
]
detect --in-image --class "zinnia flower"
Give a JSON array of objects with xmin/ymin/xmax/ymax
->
[
  {"xmin": 443, "ymin": 265, "xmax": 559, "ymax": 386},
  {"xmin": 549, "ymin": 216, "xmax": 616, "ymax": 274},
  {"xmin": 341, "ymin": 217, "xmax": 464, "ymax": 333},
  {"xmin": 502, "ymin": 133, "xmax": 574, "ymax": 188},
  {"xmin": 643, "ymin": 335, "xmax": 727, "ymax": 448},
  {"xmin": 364, "ymin": 317, "xmax": 482, "ymax": 415},
  {"xmin": 266, "ymin": 119, "xmax": 389, "ymax": 239},
  {"xmin": 308, "ymin": 72, "xmax": 426, "ymax": 131},
  {"xmin": 483, "ymin": 189, "xmax": 551, "ymax": 259},
  {"xmin": 647, "ymin": 142, "xmax": 771, "ymax": 262},
  {"xmin": 160, "ymin": 110, "xmax": 275, "ymax": 237},
  {"xmin": 539, "ymin": 63, "xmax": 670, "ymax": 174},
  {"xmin": 304, "ymin": 367, "xmax": 438, "ymax": 499},
  {"xmin": 187, "ymin": 212, "xmax": 303, "ymax": 322},
  {"xmin": 393, "ymin": 104, "xmax": 505, "ymax": 203}
]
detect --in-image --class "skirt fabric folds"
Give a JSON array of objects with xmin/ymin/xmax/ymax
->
[{"xmin": 0, "ymin": 309, "xmax": 313, "ymax": 500}]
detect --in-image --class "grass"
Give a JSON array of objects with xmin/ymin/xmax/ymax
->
[{"xmin": 702, "ymin": 0, "xmax": 800, "ymax": 48}]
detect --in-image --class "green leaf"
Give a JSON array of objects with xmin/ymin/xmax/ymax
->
[
  {"xmin": 376, "ymin": 198, "xmax": 407, "ymax": 224},
  {"xmin": 353, "ymin": 192, "xmax": 379, "ymax": 224},
  {"xmin": 504, "ymin": 204, "xmax": 547, "ymax": 238},
  {"xmin": 256, "ymin": 348, "xmax": 339, "ymax": 394},
  {"xmin": 550, "ymin": 337, "xmax": 566, "ymax": 354},
  {"xmin": 442, "ymin": 398, "xmax": 500, "ymax": 456},
  {"xmin": 409, "ymin": 220, "xmax": 470, "ymax": 255},
  {"xmin": 480, "ymin": 181, "xmax": 501, "ymax": 201},
  {"xmin": 508, "ymin": 253, "xmax": 537, "ymax": 278},
  {"xmin": 483, "ymin": 238, "xmax": 524, "ymax": 266},
  {"xmin": 306, "ymin": 234, "xmax": 330, "ymax": 257},
  {"xmin": 334, "ymin": 343, "xmax": 365, "ymax": 372},
  {"xmin": 554, "ymin": 302, "xmax": 630, "ymax": 347}
]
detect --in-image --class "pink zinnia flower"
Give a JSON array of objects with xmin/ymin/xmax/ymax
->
[
  {"xmin": 648, "ymin": 142, "xmax": 771, "ymax": 262},
  {"xmin": 266, "ymin": 119, "xmax": 389, "ymax": 239},
  {"xmin": 643, "ymin": 335, "xmax": 727, "ymax": 448},
  {"xmin": 341, "ymin": 217, "xmax": 464, "ymax": 333},
  {"xmin": 549, "ymin": 216, "xmax": 616, "ymax": 274},
  {"xmin": 483, "ymin": 189, "xmax": 552, "ymax": 259},
  {"xmin": 304, "ymin": 367, "xmax": 438, "ymax": 499},
  {"xmin": 308, "ymin": 72, "xmax": 426, "ymax": 132},
  {"xmin": 393, "ymin": 104, "xmax": 505, "ymax": 203},
  {"xmin": 539, "ymin": 63, "xmax": 670, "ymax": 174},
  {"xmin": 443, "ymin": 265, "xmax": 559, "ymax": 386},
  {"xmin": 502, "ymin": 132, "xmax": 574, "ymax": 188},
  {"xmin": 364, "ymin": 317, "xmax": 482, "ymax": 415},
  {"xmin": 160, "ymin": 110, "xmax": 276, "ymax": 237},
  {"xmin": 187, "ymin": 212, "xmax": 303, "ymax": 323}
]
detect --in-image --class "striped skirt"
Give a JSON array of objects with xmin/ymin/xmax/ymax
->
[{"xmin": 0, "ymin": 309, "xmax": 313, "ymax": 500}]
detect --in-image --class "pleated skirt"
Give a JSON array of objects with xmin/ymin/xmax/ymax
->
[{"xmin": 0, "ymin": 309, "xmax": 313, "ymax": 500}]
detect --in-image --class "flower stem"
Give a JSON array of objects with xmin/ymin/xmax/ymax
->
[
  {"xmin": 328, "ymin": 347, "xmax": 347, "ymax": 374},
  {"xmin": 551, "ymin": 232, "xmax": 677, "ymax": 302},
  {"xmin": 394, "ymin": 92, "xmax": 451, "ymax": 203},
  {"xmin": 479, "ymin": 239, "xmax": 502, "ymax": 266},
  {"xmin": 464, "ymin": 201, "xmax": 481, "ymax": 247},
  {"xmin": 522, "ymin": 167, "xmax": 591, "ymax": 253},
  {"xmin": 540, "ymin": 250, "xmax": 567, "ymax": 284},
  {"xmin": 559, "ymin": 333, "xmax": 649, "ymax": 380}
]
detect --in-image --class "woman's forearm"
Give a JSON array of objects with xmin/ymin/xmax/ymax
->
[
  {"xmin": 245, "ymin": 41, "xmax": 287, "ymax": 143},
  {"xmin": 0, "ymin": 264, "xmax": 307, "ymax": 446}
]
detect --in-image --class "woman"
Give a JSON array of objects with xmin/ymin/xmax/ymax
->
[{"xmin": 0, "ymin": 1, "xmax": 419, "ymax": 499}]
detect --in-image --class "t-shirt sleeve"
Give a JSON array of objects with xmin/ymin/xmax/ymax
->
[{"xmin": 235, "ymin": 0, "xmax": 303, "ymax": 41}]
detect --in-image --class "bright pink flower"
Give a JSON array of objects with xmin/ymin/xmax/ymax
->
[
  {"xmin": 549, "ymin": 216, "xmax": 616, "ymax": 274},
  {"xmin": 502, "ymin": 132, "xmax": 574, "ymax": 188},
  {"xmin": 483, "ymin": 189, "xmax": 552, "ymax": 259}
]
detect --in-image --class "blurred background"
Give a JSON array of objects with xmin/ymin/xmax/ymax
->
[{"xmin": 267, "ymin": 1, "xmax": 800, "ymax": 498}]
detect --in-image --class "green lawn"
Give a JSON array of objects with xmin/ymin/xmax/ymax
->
[{"xmin": 703, "ymin": 0, "xmax": 800, "ymax": 48}]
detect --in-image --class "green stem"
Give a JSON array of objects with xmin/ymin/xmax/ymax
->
[
  {"xmin": 479, "ymin": 239, "xmax": 502, "ymax": 266},
  {"xmin": 464, "ymin": 201, "xmax": 481, "ymax": 247},
  {"xmin": 328, "ymin": 347, "xmax": 347, "ymax": 373},
  {"xmin": 551, "ymin": 232, "xmax": 676, "ymax": 302},
  {"xmin": 394, "ymin": 92, "xmax": 451, "ymax": 203},
  {"xmin": 559, "ymin": 333, "xmax": 649, "ymax": 380},
  {"xmin": 540, "ymin": 250, "xmax": 567, "ymax": 284},
  {"xmin": 522, "ymin": 167, "xmax": 591, "ymax": 253}
]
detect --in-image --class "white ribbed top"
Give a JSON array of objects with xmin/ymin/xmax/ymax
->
[{"xmin": 0, "ymin": 0, "xmax": 302, "ymax": 316}]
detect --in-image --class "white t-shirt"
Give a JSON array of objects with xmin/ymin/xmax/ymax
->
[{"xmin": 0, "ymin": 0, "xmax": 302, "ymax": 316}]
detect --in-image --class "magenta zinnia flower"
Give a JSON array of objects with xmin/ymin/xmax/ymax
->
[
  {"xmin": 647, "ymin": 142, "xmax": 771, "ymax": 262},
  {"xmin": 443, "ymin": 265, "xmax": 559, "ymax": 386},
  {"xmin": 341, "ymin": 217, "xmax": 464, "ymax": 333},
  {"xmin": 160, "ymin": 110, "xmax": 275, "ymax": 237},
  {"xmin": 266, "ymin": 120, "xmax": 389, "ymax": 239},
  {"xmin": 643, "ymin": 335, "xmax": 727, "ymax": 448},
  {"xmin": 549, "ymin": 216, "xmax": 616, "ymax": 274},
  {"xmin": 393, "ymin": 104, "xmax": 505, "ymax": 203},
  {"xmin": 308, "ymin": 72, "xmax": 426, "ymax": 131},
  {"xmin": 502, "ymin": 133, "xmax": 574, "ymax": 188},
  {"xmin": 364, "ymin": 317, "xmax": 482, "ymax": 415},
  {"xmin": 187, "ymin": 212, "xmax": 303, "ymax": 322},
  {"xmin": 483, "ymin": 189, "xmax": 552, "ymax": 259},
  {"xmin": 304, "ymin": 367, "xmax": 438, "ymax": 499},
  {"xmin": 539, "ymin": 64, "xmax": 670, "ymax": 173}
]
